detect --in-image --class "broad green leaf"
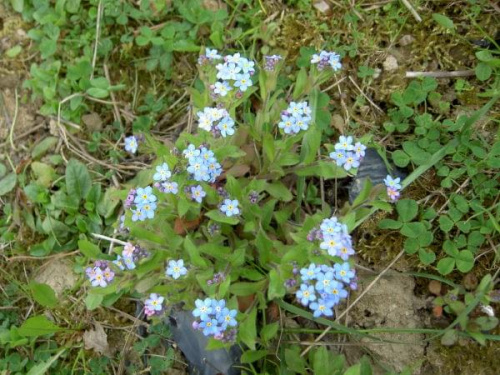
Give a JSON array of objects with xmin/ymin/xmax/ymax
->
[
  {"xmin": 18, "ymin": 316, "xmax": 64, "ymax": 337},
  {"xmin": 6, "ymin": 45, "xmax": 22, "ymax": 58},
  {"xmin": 293, "ymin": 68, "xmax": 308, "ymax": 99},
  {"xmin": 418, "ymin": 248, "xmax": 436, "ymax": 265},
  {"xmin": 78, "ymin": 239, "xmax": 101, "ymax": 259},
  {"xmin": 260, "ymin": 322, "xmax": 279, "ymax": 342},
  {"xmin": 29, "ymin": 282, "xmax": 58, "ymax": 308},
  {"xmin": 66, "ymin": 159, "xmax": 91, "ymax": 200},
  {"xmin": 265, "ymin": 182, "xmax": 293, "ymax": 202},
  {"xmin": 241, "ymin": 350, "xmax": 268, "ymax": 364},
  {"xmin": 229, "ymin": 280, "xmax": 266, "ymax": 296},
  {"xmin": 85, "ymin": 293, "xmax": 103, "ymax": 310},
  {"xmin": 437, "ymin": 257, "xmax": 455, "ymax": 275},
  {"xmin": 86, "ymin": 87, "xmax": 109, "ymax": 99},
  {"xmin": 285, "ymin": 347, "xmax": 307, "ymax": 374},
  {"xmin": 205, "ymin": 210, "xmax": 239, "ymax": 225},
  {"xmin": 184, "ymin": 236, "xmax": 208, "ymax": 267},
  {"xmin": 268, "ymin": 269, "xmax": 286, "ymax": 300},
  {"xmin": 455, "ymin": 250, "xmax": 474, "ymax": 272},
  {"xmin": 26, "ymin": 349, "xmax": 65, "ymax": 375},
  {"xmin": 294, "ymin": 161, "xmax": 348, "ymax": 178},
  {"xmin": 396, "ymin": 199, "xmax": 418, "ymax": 222},
  {"xmin": 32, "ymin": 137, "xmax": 58, "ymax": 159},
  {"xmin": 378, "ymin": 219, "xmax": 402, "ymax": 230},
  {"xmin": 432, "ymin": 13, "xmax": 455, "ymax": 31},
  {"xmin": 475, "ymin": 62, "xmax": 492, "ymax": 81},
  {"xmin": 10, "ymin": 0, "xmax": 24, "ymax": 12},
  {"xmin": 400, "ymin": 222, "xmax": 426, "ymax": 238},
  {"xmin": 239, "ymin": 307, "xmax": 257, "ymax": 350},
  {"xmin": 0, "ymin": 173, "xmax": 17, "ymax": 196}
]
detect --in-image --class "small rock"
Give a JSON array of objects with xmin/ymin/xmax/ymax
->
[
  {"xmin": 428, "ymin": 280, "xmax": 442, "ymax": 296},
  {"xmin": 82, "ymin": 112, "xmax": 103, "ymax": 132},
  {"xmin": 383, "ymin": 55, "xmax": 399, "ymax": 71},
  {"xmin": 399, "ymin": 34, "xmax": 415, "ymax": 47},
  {"xmin": 313, "ymin": 1, "xmax": 331, "ymax": 15},
  {"xmin": 34, "ymin": 259, "xmax": 77, "ymax": 296}
]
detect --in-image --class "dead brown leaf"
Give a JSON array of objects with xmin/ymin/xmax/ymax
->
[{"xmin": 83, "ymin": 322, "xmax": 111, "ymax": 356}]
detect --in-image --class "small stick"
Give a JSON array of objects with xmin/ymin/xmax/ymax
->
[
  {"xmin": 91, "ymin": 233, "xmax": 128, "ymax": 246},
  {"xmin": 400, "ymin": 0, "xmax": 422, "ymax": 22},
  {"xmin": 7, "ymin": 250, "xmax": 80, "ymax": 262},
  {"xmin": 406, "ymin": 70, "xmax": 475, "ymax": 78},
  {"xmin": 90, "ymin": 0, "xmax": 103, "ymax": 79},
  {"xmin": 348, "ymin": 75, "xmax": 384, "ymax": 114},
  {"xmin": 8, "ymin": 89, "xmax": 20, "ymax": 151},
  {"xmin": 104, "ymin": 63, "xmax": 123, "ymax": 127},
  {"xmin": 300, "ymin": 249, "xmax": 405, "ymax": 357}
]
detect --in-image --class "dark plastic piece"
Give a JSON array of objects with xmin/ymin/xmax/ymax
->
[
  {"xmin": 348, "ymin": 148, "xmax": 406, "ymax": 203},
  {"xmin": 166, "ymin": 307, "xmax": 242, "ymax": 375}
]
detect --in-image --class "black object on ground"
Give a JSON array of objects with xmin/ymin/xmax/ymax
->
[
  {"xmin": 348, "ymin": 148, "xmax": 406, "ymax": 203},
  {"xmin": 165, "ymin": 306, "xmax": 242, "ymax": 375}
]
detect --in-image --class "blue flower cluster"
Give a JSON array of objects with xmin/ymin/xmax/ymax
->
[
  {"xmin": 329, "ymin": 136, "xmax": 367, "ymax": 171},
  {"xmin": 144, "ymin": 293, "xmax": 166, "ymax": 318},
  {"xmin": 85, "ymin": 261, "xmax": 114, "ymax": 287},
  {"xmin": 297, "ymin": 262, "xmax": 356, "ymax": 318},
  {"xmin": 183, "ymin": 144, "xmax": 222, "ymax": 183},
  {"xmin": 128, "ymin": 186, "xmax": 157, "ymax": 221},
  {"xmin": 214, "ymin": 52, "xmax": 255, "ymax": 96},
  {"xmin": 113, "ymin": 242, "xmax": 149, "ymax": 271},
  {"xmin": 278, "ymin": 101, "xmax": 312, "ymax": 134},
  {"xmin": 310, "ymin": 51, "xmax": 342, "ymax": 71},
  {"xmin": 384, "ymin": 175, "xmax": 402, "ymax": 202},
  {"xmin": 192, "ymin": 298, "xmax": 238, "ymax": 339},
  {"xmin": 307, "ymin": 216, "xmax": 356, "ymax": 261},
  {"xmin": 197, "ymin": 107, "xmax": 235, "ymax": 137}
]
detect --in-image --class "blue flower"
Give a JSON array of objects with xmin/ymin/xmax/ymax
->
[
  {"xmin": 217, "ymin": 116, "xmax": 235, "ymax": 137},
  {"xmin": 206, "ymin": 48, "xmax": 221, "ymax": 60},
  {"xmin": 161, "ymin": 181, "xmax": 178, "ymax": 194},
  {"xmin": 234, "ymin": 73, "xmax": 252, "ymax": 92},
  {"xmin": 166, "ymin": 259, "xmax": 188, "ymax": 280},
  {"xmin": 239, "ymin": 59, "xmax": 255, "ymax": 74},
  {"xmin": 330, "ymin": 150, "xmax": 347, "ymax": 167},
  {"xmin": 300, "ymin": 263, "xmax": 320, "ymax": 281},
  {"xmin": 134, "ymin": 186, "xmax": 157, "ymax": 205},
  {"xmin": 338, "ymin": 241, "xmax": 355, "ymax": 260},
  {"xmin": 320, "ymin": 235, "xmax": 343, "ymax": 256},
  {"xmin": 123, "ymin": 256, "xmax": 136, "ymax": 270},
  {"xmin": 333, "ymin": 263, "xmax": 355, "ymax": 284},
  {"xmin": 384, "ymin": 175, "xmax": 401, "ymax": 190},
  {"xmin": 131, "ymin": 207, "xmax": 146, "ymax": 222},
  {"xmin": 309, "ymin": 298, "xmax": 335, "ymax": 318},
  {"xmin": 90, "ymin": 269, "xmax": 108, "ymax": 287},
  {"xmin": 191, "ymin": 185, "xmax": 206, "ymax": 203},
  {"xmin": 315, "ymin": 271, "xmax": 335, "ymax": 292},
  {"xmin": 183, "ymin": 144, "xmax": 201, "ymax": 159},
  {"xmin": 192, "ymin": 298, "xmax": 213, "ymax": 321},
  {"xmin": 138, "ymin": 201, "xmax": 157, "ymax": 219},
  {"xmin": 320, "ymin": 217, "xmax": 342, "ymax": 237},
  {"xmin": 211, "ymin": 299, "xmax": 226, "ymax": 318},
  {"xmin": 353, "ymin": 142, "xmax": 366, "ymax": 158},
  {"xmin": 214, "ymin": 81, "xmax": 230, "ymax": 97},
  {"xmin": 200, "ymin": 147, "xmax": 215, "ymax": 163},
  {"xmin": 278, "ymin": 115, "xmax": 297, "ymax": 134},
  {"xmin": 153, "ymin": 163, "xmax": 171, "ymax": 181},
  {"xmin": 343, "ymin": 152, "xmax": 360, "ymax": 171},
  {"xmin": 145, "ymin": 293, "xmax": 164, "ymax": 311},
  {"xmin": 124, "ymin": 136, "xmax": 138, "ymax": 154},
  {"xmin": 200, "ymin": 318, "xmax": 221, "ymax": 336},
  {"xmin": 113, "ymin": 255, "xmax": 126, "ymax": 270},
  {"xmin": 296, "ymin": 283, "xmax": 317, "ymax": 306},
  {"xmin": 220, "ymin": 199, "xmax": 240, "ymax": 217},
  {"xmin": 335, "ymin": 136, "xmax": 354, "ymax": 151},
  {"xmin": 219, "ymin": 308, "xmax": 238, "ymax": 329},
  {"xmin": 324, "ymin": 280, "xmax": 348, "ymax": 304},
  {"xmin": 289, "ymin": 102, "xmax": 304, "ymax": 117}
]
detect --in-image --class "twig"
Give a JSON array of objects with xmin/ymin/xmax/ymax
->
[
  {"xmin": 91, "ymin": 233, "xmax": 128, "ymax": 246},
  {"xmin": 348, "ymin": 75, "xmax": 384, "ymax": 114},
  {"xmin": 8, "ymin": 88, "xmax": 19, "ymax": 151},
  {"xmin": 300, "ymin": 249, "xmax": 405, "ymax": 357},
  {"xmin": 406, "ymin": 70, "xmax": 476, "ymax": 78},
  {"xmin": 321, "ymin": 76, "xmax": 347, "ymax": 93},
  {"xmin": 103, "ymin": 63, "xmax": 123, "ymax": 127},
  {"xmin": 0, "ymin": 122, "xmax": 46, "ymax": 149},
  {"xmin": 7, "ymin": 250, "xmax": 80, "ymax": 262},
  {"xmin": 400, "ymin": 0, "xmax": 422, "ymax": 22},
  {"xmin": 90, "ymin": 0, "xmax": 103, "ymax": 79}
]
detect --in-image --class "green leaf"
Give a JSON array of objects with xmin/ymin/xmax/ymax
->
[
  {"xmin": 293, "ymin": 68, "xmax": 308, "ymax": 99},
  {"xmin": 205, "ymin": 210, "xmax": 239, "ymax": 225},
  {"xmin": 86, "ymin": 87, "xmax": 109, "ymax": 99},
  {"xmin": 418, "ymin": 248, "xmax": 436, "ymax": 265},
  {"xmin": 6, "ymin": 45, "xmax": 22, "ymax": 58},
  {"xmin": 378, "ymin": 219, "xmax": 402, "ymax": 230},
  {"xmin": 294, "ymin": 161, "xmax": 348, "ymax": 178},
  {"xmin": 26, "ymin": 349, "xmax": 65, "ymax": 375},
  {"xmin": 475, "ymin": 62, "xmax": 492, "ymax": 81},
  {"xmin": 455, "ymin": 250, "xmax": 474, "ymax": 273},
  {"xmin": 241, "ymin": 350, "xmax": 268, "ymax": 364},
  {"xmin": 239, "ymin": 307, "xmax": 257, "ymax": 350},
  {"xmin": 29, "ymin": 282, "xmax": 58, "ymax": 308},
  {"xmin": 18, "ymin": 316, "xmax": 64, "ymax": 337},
  {"xmin": 265, "ymin": 182, "xmax": 293, "ymax": 202},
  {"xmin": 66, "ymin": 159, "xmax": 91, "ymax": 200},
  {"xmin": 184, "ymin": 236, "xmax": 208, "ymax": 267},
  {"xmin": 40, "ymin": 39, "xmax": 57, "ymax": 58},
  {"xmin": 32, "ymin": 137, "xmax": 58, "ymax": 159},
  {"xmin": 396, "ymin": 199, "xmax": 418, "ymax": 222},
  {"xmin": 439, "ymin": 215, "xmax": 454, "ymax": 232},
  {"xmin": 268, "ymin": 269, "xmax": 286, "ymax": 300},
  {"xmin": 313, "ymin": 347, "xmax": 344, "ymax": 375},
  {"xmin": 400, "ymin": 222, "xmax": 426, "ymax": 238},
  {"xmin": 10, "ymin": 0, "xmax": 24, "ymax": 12},
  {"xmin": 437, "ymin": 257, "xmax": 455, "ymax": 275},
  {"xmin": 285, "ymin": 347, "xmax": 307, "ymax": 374},
  {"xmin": 78, "ymin": 239, "xmax": 101, "ymax": 259},
  {"xmin": 0, "ymin": 173, "xmax": 17, "ymax": 196},
  {"xmin": 260, "ymin": 322, "xmax": 279, "ymax": 342},
  {"xmin": 85, "ymin": 293, "xmax": 103, "ymax": 310},
  {"xmin": 230, "ymin": 280, "xmax": 266, "ymax": 296},
  {"xmin": 432, "ymin": 13, "xmax": 455, "ymax": 31}
]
